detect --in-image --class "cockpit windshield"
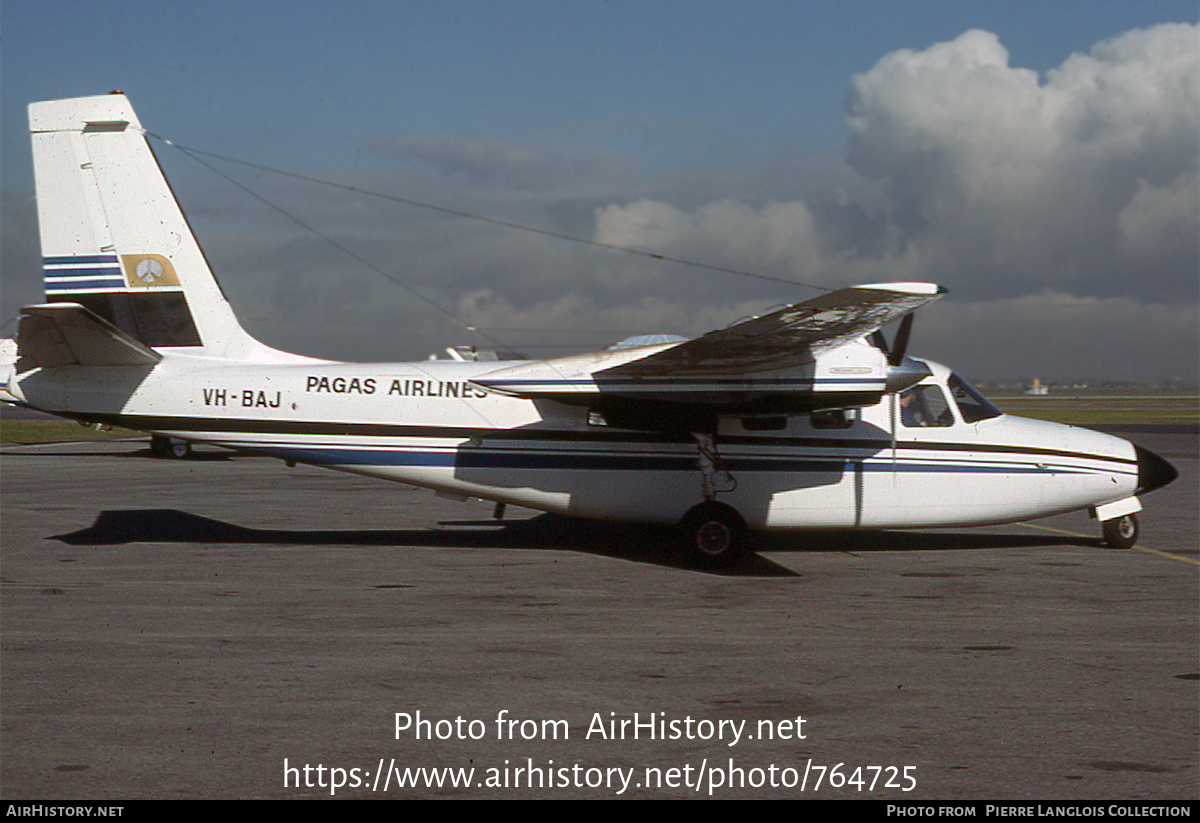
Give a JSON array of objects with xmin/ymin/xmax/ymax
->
[{"xmin": 947, "ymin": 373, "xmax": 1003, "ymax": 423}]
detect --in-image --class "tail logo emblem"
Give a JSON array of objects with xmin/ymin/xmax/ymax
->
[
  {"xmin": 121, "ymin": 254, "xmax": 180, "ymax": 288},
  {"xmin": 135, "ymin": 258, "xmax": 164, "ymax": 283}
]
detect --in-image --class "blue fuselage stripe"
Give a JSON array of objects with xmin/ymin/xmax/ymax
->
[{"xmin": 243, "ymin": 445, "xmax": 1081, "ymax": 476}]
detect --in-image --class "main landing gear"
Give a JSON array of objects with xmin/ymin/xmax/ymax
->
[
  {"xmin": 679, "ymin": 501, "xmax": 748, "ymax": 569},
  {"xmin": 150, "ymin": 434, "xmax": 192, "ymax": 459},
  {"xmin": 679, "ymin": 433, "xmax": 748, "ymax": 569}
]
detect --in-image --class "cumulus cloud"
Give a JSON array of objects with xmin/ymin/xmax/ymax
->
[
  {"xmin": 596, "ymin": 24, "xmax": 1197, "ymax": 300},
  {"xmin": 594, "ymin": 198, "xmax": 825, "ymax": 281},
  {"xmin": 582, "ymin": 23, "xmax": 1197, "ymax": 378},
  {"xmin": 843, "ymin": 24, "xmax": 1198, "ymax": 298},
  {"xmin": 1117, "ymin": 167, "xmax": 1199, "ymax": 263}
]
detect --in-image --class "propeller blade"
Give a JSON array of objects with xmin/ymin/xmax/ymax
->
[
  {"xmin": 889, "ymin": 313, "xmax": 914, "ymax": 366},
  {"xmin": 870, "ymin": 329, "xmax": 890, "ymax": 354}
]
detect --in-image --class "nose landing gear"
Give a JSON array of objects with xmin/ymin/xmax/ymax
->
[{"xmin": 1101, "ymin": 514, "xmax": 1139, "ymax": 549}]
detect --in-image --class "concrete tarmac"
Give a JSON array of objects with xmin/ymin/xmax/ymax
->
[{"xmin": 1, "ymin": 430, "xmax": 1196, "ymax": 799}]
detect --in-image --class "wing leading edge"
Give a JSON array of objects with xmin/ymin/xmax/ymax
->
[{"xmin": 472, "ymin": 283, "xmax": 945, "ymax": 424}]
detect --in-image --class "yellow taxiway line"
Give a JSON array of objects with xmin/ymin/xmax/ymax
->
[{"xmin": 1019, "ymin": 521, "xmax": 1199, "ymax": 566}]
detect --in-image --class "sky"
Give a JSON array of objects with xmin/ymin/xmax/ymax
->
[{"xmin": 2, "ymin": 0, "xmax": 1197, "ymax": 382}]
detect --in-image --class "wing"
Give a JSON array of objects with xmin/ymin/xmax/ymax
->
[
  {"xmin": 471, "ymin": 282, "xmax": 944, "ymax": 426},
  {"xmin": 606, "ymin": 281, "xmax": 945, "ymax": 377}
]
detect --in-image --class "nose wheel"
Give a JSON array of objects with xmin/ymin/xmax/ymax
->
[{"xmin": 1101, "ymin": 514, "xmax": 1139, "ymax": 549}]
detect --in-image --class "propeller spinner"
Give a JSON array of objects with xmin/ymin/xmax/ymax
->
[{"xmin": 874, "ymin": 313, "xmax": 932, "ymax": 393}]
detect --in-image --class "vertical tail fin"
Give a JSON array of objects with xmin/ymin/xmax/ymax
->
[{"xmin": 29, "ymin": 93, "xmax": 264, "ymax": 359}]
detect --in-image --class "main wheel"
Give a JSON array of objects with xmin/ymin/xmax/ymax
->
[
  {"xmin": 679, "ymin": 502, "xmax": 747, "ymax": 569},
  {"xmin": 1102, "ymin": 514, "xmax": 1138, "ymax": 549},
  {"xmin": 151, "ymin": 435, "xmax": 192, "ymax": 459},
  {"xmin": 150, "ymin": 435, "xmax": 169, "ymax": 457}
]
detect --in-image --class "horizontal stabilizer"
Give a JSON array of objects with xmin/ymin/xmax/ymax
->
[{"xmin": 17, "ymin": 303, "xmax": 163, "ymax": 369}]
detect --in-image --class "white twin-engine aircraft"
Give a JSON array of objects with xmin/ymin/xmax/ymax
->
[{"xmin": 1, "ymin": 93, "xmax": 1178, "ymax": 567}]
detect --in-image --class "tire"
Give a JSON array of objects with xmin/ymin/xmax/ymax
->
[
  {"xmin": 152, "ymin": 435, "xmax": 192, "ymax": 459},
  {"xmin": 150, "ymin": 435, "xmax": 169, "ymax": 457},
  {"xmin": 679, "ymin": 502, "xmax": 747, "ymax": 569},
  {"xmin": 1101, "ymin": 514, "xmax": 1138, "ymax": 549}
]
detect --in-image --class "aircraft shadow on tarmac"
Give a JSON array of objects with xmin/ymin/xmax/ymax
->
[{"xmin": 50, "ymin": 509, "xmax": 1098, "ymax": 577}]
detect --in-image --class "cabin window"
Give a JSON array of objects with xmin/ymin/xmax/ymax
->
[
  {"xmin": 810, "ymin": 409, "xmax": 855, "ymax": 429},
  {"xmin": 899, "ymin": 385, "xmax": 954, "ymax": 427},
  {"xmin": 948, "ymin": 373, "xmax": 1003, "ymax": 423}
]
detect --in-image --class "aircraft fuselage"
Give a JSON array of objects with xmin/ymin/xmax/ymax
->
[{"xmin": 7, "ymin": 355, "xmax": 1159, "ymax": 533}]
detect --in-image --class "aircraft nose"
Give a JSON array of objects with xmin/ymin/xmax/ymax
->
[{"xmin": 1135, "ymin": 444, "xmax": 1178, "ymax": 495}]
